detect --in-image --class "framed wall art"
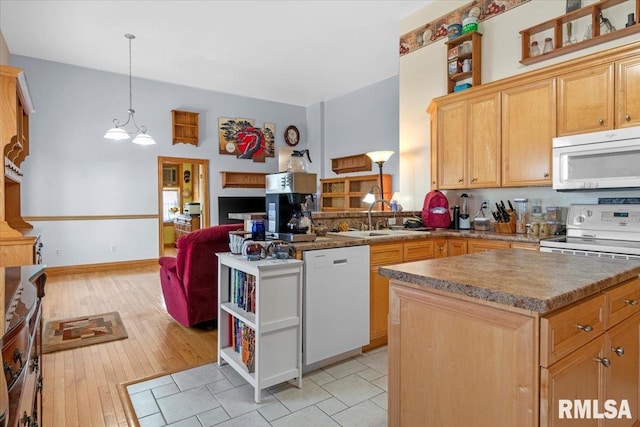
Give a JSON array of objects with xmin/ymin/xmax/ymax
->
[{"xmin": 218, "ymin": 118, "xmax": 275, "ymax": 163}]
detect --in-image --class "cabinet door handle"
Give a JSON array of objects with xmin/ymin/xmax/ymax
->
[
  {"xmin": 624, "ymin": 298, "xmax": 638, "ymax": 306},
  {"xmin": 471, "ymin": 177, "xmax": 477, "ymax": 183},
  {"xmin": 599, "ymin": 118, "xmax": 605, "ymax": 126},
  {"xmin": 458, "ymin": 178, "xmax": 464, "ymax": 183},
  {"xmin": 594, "ymin": 357, "xmax": 611, "ymax": 367},
  {"xmin": 612, "ymin": 346, "xmax": 625, "ymax": 357},
  {"xmin": 576, "ymin": 324, "xmax": 593, "ymax": 332},
  {"xmin": 543, "ymin": 172, "xmax": 550, "ymax": 178},
  {"xmin": 625, "ymin": 114, "xmax": 631, "ymax": 122}
]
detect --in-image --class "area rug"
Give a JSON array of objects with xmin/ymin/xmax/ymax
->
[{"xmin": 42, "ymin": 311, "xmax": 128, "ymax": 354}]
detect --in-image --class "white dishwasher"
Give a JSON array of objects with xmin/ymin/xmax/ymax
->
[{"xmin": 303, "ymin": 245, "xmax": 370, "ymax": 365}]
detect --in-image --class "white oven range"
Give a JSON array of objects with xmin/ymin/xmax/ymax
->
[{"xmin": 539, "ymin": 204, "xmax": 640, "ymax": 260}]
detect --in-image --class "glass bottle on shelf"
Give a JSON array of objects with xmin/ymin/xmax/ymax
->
[
  {"xmin": 530, "ymin": 41, "xmax": 540, "ymax": 57},
  {"xmin": 543, "ymin": 37, "xmax": 554, "ymax": 54}
]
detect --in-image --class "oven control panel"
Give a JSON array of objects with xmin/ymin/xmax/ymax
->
[{"xmin": 567, "ymin": 204, "xmax": 640, "ymax": 237}]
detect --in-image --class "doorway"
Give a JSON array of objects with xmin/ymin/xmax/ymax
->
[{"xmin": 157, "ymin": 156, "xmax": 210, "ymax": 257}]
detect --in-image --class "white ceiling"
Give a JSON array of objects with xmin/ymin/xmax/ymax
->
[{"xmin": 0, "ymin": 0, "xmax": 427, "ymax": 106}]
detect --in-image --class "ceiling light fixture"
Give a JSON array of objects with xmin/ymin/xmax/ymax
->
[{"xmin": 104, "ymin": 34, "xmax": 155, "ymax": 145}]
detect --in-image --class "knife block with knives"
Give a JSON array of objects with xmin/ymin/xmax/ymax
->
[{"xmin": 493, "ymin": 201, "xmax": 516, "ymax": 234}]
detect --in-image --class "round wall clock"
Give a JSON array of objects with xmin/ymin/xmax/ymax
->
[{"xmin": 284, "ymin": 125, "xmax": 300, "ymax": 146}]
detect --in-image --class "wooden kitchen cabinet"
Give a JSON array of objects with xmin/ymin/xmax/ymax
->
[
  {"xmin": 467, "ymin": 239, "xmax": 509, "ymax": 254},
  {"xmin": 540, "ymin": 277, "xmax": 640, "ymax": 427},
  {"xmin": 557, "ymin": 63, "xmax": 614, "ymax": 136},
  {"xmin": 502, "ymin": 78, "xmax": 556, "ymax": 187},
  {"xmin": 389, "ymin": 283, "xmax": 537, "ymax": 426},
  {"xmin": 467, "ymin": 92, "xmax": 501, "ymax": 188},
  {"xmin": 366, "ymin": 242, "xmax": 403, "ymax": 352},
  {"xmin": 433, "ymin": 238, "xmax": 448, "ymax": 258},
  {"xmin": 387, "ymin": 252, "xmax": 640, "ymax": 426},
  {"xmin": 615, "ymin": 55, "xmax": 640, "ymax": 129},
  {"xmin": 435, "ymin": 101, "xmax": 466, "ymax": 189},
  {"xmin": 433, "ymin": 92, "xmax": 500, "ymax": 190},
  {"xmin": 447, "ymin": 237, "xmax": 468, "ymax": 256}
]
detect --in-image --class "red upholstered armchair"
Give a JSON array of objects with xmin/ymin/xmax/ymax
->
[{"xmin": 158, "ymin": 223, "xmax": 243, "ymax": 327}]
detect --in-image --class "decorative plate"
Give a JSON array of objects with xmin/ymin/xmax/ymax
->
[{"xmin": 284, "ymin": 125, "xmax": 300, "ymax": 146}]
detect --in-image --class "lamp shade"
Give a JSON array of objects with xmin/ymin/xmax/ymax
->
[
  {"xmin": 132, "ymin": 133, "xmax": 156, "ymax": 145},
  {"xmin": 104, "ymin": 127, "xmax": 130, "ymax": 140},
  {"xmin": 362, "ymin": 192, "xmax": 376, "ymax": 204},
  {"xmin": 366, "ymin": 150, "xmax": 394, "ymax": 163}
]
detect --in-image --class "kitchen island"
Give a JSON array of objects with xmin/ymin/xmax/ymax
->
[{"xmin": 379, "ymin": 250, "xmax": 640, "ymax": 427}]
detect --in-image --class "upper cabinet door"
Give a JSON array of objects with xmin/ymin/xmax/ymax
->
[
  {"xmin": 557, "ymin": 63, "xmax": 614, "ymax": 136},
  {"xmin": 616, "ymin": 56, "xmax": 640, "ymax": 129},
  {"xmin": 468, "ymin": 92, "xmax": 501, "ymax": 188},
  {"xmin": 437, "ymin": 101, "xmax": 466, "ymax": 189},
  {"xmin": 502, "ymin": 78, "xmax": 556, "ymax": 187}
]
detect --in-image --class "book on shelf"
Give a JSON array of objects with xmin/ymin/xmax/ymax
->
[
  {"xmin": 230, "ymin": 269, "xmax": 256, "ymax": 313},
  {"xmin": 229, "ymin": 316, "xmax": 256, "ymax": 373}
]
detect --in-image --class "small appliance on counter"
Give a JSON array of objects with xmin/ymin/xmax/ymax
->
[
  {"xmin": 459, "ymin": 193, "xmax": 471, "ymax": 229},
  {"xmin": 183, "ymin": 202, "xmax": 201, "ymax": 215},
  {"xmin": 266, "ymin": 172, "xmax": 317, "ymax": 243}
]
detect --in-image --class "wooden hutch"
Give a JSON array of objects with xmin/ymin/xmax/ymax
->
[{"xmin": 0, "ymin": 65, "xmax": 41, "ymax": 267}]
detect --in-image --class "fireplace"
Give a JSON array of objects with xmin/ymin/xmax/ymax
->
[{"xmin": 218, "ymin": 196, "xmax": 265, "ymax": 224}]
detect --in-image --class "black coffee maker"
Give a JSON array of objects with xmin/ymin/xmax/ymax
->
[{"xmin": 265, "ymin": 172, "xmax": 317, "ymax": 242}]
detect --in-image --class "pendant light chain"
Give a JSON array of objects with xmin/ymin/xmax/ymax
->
[
  {"xmin": 128, "ymin": 34, "xmax": 133, "ymax": 112},
  {"xmin": 126, "ymin": 33, "xmax": 135, "ymax": 113}
]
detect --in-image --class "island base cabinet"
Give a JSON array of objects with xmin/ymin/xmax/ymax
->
[
  {"xmin": 388, "ymin": 283, "xmax": 537, "ymax": 427},
  {"xmin": 541, "ymin": 311, "xmax": 640, "ymax": 427}
]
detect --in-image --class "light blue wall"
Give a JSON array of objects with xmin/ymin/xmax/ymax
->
[
  {"xmin": 322, "ymin": 76, "xmax": 399, "ymax": 192},
  {"xmin": 12, "ymin": 55, "xmax": 400, "ymax": 267},
  {"xmin": 13, "ymin": 55, "xmax": 312, "ymax": 266}
]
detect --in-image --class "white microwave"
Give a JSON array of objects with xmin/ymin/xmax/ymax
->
[{"xmin": 552, "ymin": 126, "xmax": 640, "ymax": 190}]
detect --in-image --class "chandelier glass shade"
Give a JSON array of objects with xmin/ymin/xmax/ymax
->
[{"xmin": 104, "ymin": 34, "xmax": 155, "ymax": 145}]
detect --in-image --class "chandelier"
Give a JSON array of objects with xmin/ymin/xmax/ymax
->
[{"xmin": 104, "ymin": 34, "xmax": 156, "ymax": 145}]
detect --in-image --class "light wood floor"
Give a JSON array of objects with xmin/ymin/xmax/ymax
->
[{"xmin": 41, "ymin": 264, "xmax": 217, "ymax": 427}]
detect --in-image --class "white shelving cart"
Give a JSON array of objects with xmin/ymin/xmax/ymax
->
[{"xmin": 217, "ymin": 253, "xmax": 303, "ymax": 403}]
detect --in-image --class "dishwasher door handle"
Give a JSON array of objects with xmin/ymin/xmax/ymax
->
[{"xmin": 333, "ymin": 259, "xmax": 348, "ymax": 265}]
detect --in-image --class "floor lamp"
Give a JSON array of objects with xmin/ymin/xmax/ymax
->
[{"xmin": 365, "ymin": 151, "xmax": 394, "ymax": 210}]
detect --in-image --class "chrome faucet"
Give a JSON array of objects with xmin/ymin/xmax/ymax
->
[{"xmin": 368, "ymin": 199, "xmax": 392, "ymax": 231}]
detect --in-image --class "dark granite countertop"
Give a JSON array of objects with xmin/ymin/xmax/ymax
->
[
  {"xmin": 378, "ymin": 249, "xmax": 640, "ymax": 314},
  {"xmin": 289, "ymin": 228, "xmax": 541, "ymax": 251}
]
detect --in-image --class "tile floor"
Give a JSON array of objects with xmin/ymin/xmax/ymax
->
[{"xmin": 127, "ymin": 346, "xmax": 388, "ymax": 427}]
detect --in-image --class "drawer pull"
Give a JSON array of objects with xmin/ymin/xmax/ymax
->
[
  {"xmin": 576, "ymin": 324, "xmax": 593, "ymax": 332},
  {"xmin": 594, "ymin": 357, "xmax": 611, "ymax": 367},
  {"xmin": 624, "ymin": 298, "xmax": 638, "ymax": 306},
  {"xmin": 612, "ymin": 346, "xmax": 625, "ymax": 357}
]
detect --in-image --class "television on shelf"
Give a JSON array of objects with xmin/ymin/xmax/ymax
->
[{"xmin": 218, "ymin": 197, "xmax": 265, "ymax": 224}]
